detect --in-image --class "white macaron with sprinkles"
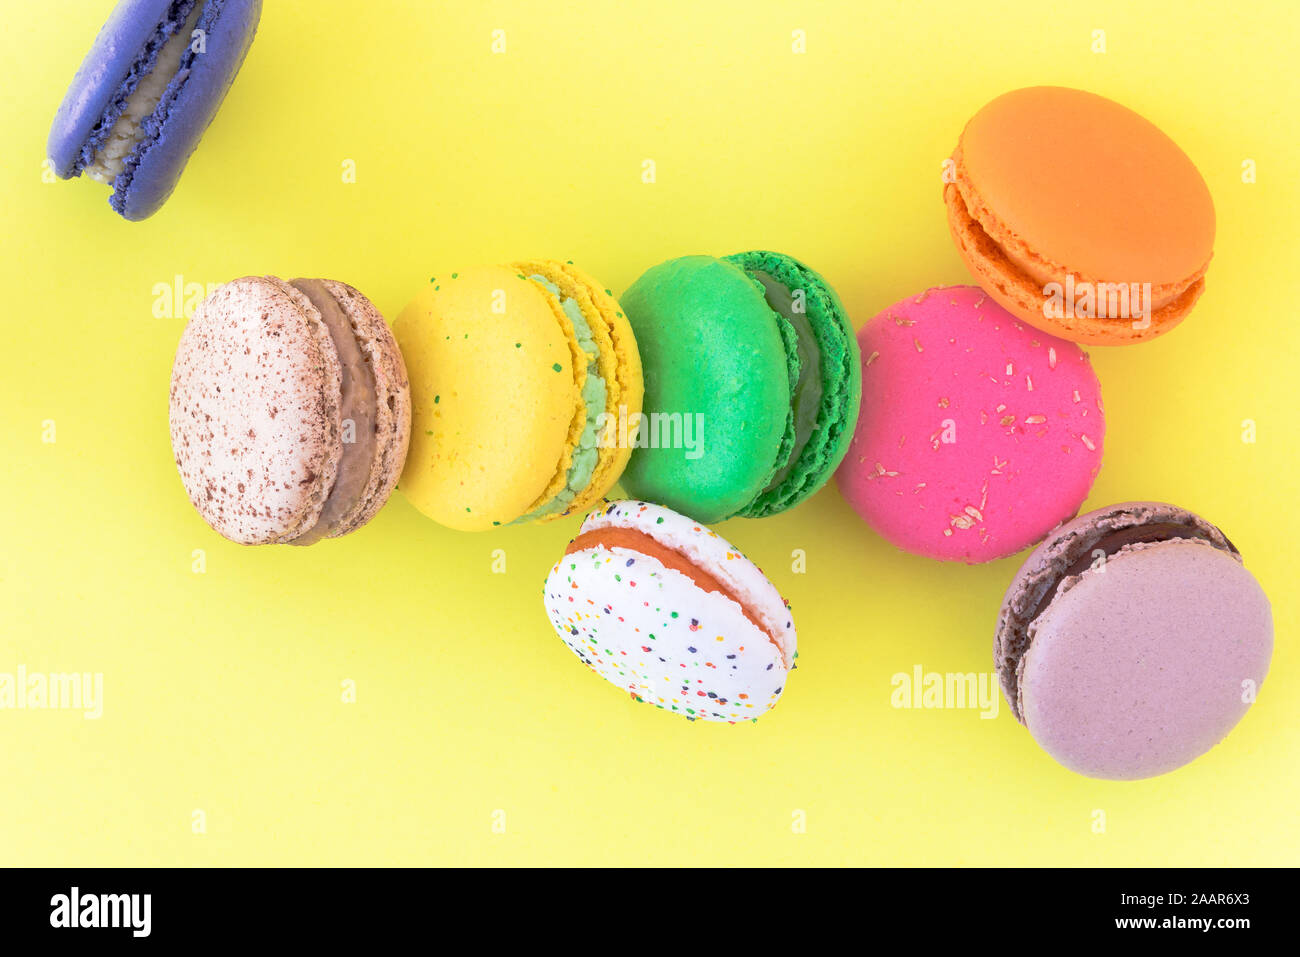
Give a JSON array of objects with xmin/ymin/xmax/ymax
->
[{"xmin": 543, "ymin": 500, "xmax": 797, "ymax": 722}]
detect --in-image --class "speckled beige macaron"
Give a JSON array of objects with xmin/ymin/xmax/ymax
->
[{"xmin": 169, "ymin": 275, "xmax": 411, "ymax": 545}]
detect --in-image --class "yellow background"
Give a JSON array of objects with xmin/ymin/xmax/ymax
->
[{"xmin": 3, "ymin": 0, "xmax": 1297, "ymax": 866}]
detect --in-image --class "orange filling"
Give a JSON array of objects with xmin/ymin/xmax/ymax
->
[{"xmin": 565, "ymin": 527, "xmax": 782, "ymax": 650}]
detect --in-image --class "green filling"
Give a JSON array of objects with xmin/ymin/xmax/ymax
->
[
  {"xmin": 748, "ymin": 270, "xmax": 823, "ymax": 495},
  {"xmin": 515, "ymin": 275, "xmax": 607, "ymax": 522}
]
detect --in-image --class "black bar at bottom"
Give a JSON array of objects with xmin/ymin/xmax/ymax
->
[{"xmin": 0, "ymin": 866, "xmax": 1281, "ymax": 943}]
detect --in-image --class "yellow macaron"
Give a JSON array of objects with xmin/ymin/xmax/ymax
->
[{"xmin": 394, "ymin": 260, "xmax": 642, "ymax": 531}]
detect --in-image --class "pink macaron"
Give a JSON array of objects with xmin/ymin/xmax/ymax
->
[{"xmin": 835, "ymin": 285, "xmax": 1104, "ymax": 562}]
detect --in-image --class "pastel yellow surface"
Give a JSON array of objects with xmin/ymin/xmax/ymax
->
[
  {"xmin": 395, "ymin": 266, "xmax": 577, "ymax": 531},
  {"xmin": 2, "ymin": 0, "xmax": 1297, "ymax": 865}
]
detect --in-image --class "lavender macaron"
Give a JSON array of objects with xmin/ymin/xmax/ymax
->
[
  {"xmin": 48, "ymin": 0, "xmax": 262, "ymax": 220},
  {"xmin": 170, "ymin": 277, "xmax": 411, "ymax": 545},
  {"xmin": 995, "ymin": 502, "xmax": 1273, "ymax": 780}
]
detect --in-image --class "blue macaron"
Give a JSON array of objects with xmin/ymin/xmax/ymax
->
[{"xmin": 48, "ymin": 0, "xmax": 263, "ymax": 221}]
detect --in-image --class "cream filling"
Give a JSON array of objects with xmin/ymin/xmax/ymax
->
[
  {"xmin": 85, "ymin": 2, "xmax": 204, "ymax": 184},
  {"xmin": 514, "ymin": 275, "xmax": 607, "ymax": 523},
  {"xmin": 288, "ymin": 279, "xmax": 379, "ymax": 546}
]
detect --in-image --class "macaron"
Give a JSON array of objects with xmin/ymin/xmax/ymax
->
[
  {"xmin": 48, "ymin": 0, "xmax": 263, "ymax": 220},
  {"xmin": 995, "ymin": 502, "xmax": 1273, "ymax": 780},
  {"xmin": 393, "ymin": 260, "xmax": 643, "ymax": 531},
  {"xmin": 619, "ymin": 252, "xmax": 860, "ymax": 523},
  {"xmin": 836, "ymin": 286, "xmax": 1104, "ymax": 563},
  {"xmin": 169, "ymin": 276, "xmax": 411, "ymax": 545},
  {"xmin": 543, "ymin": 501, "xmax": 797, "ymax": 722},
  {"xmin": 944, "ymin": 86, "xmax": 1215, "ymax": 345}
]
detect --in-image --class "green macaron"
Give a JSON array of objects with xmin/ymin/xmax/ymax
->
[{"xmin": 619, "ymin": 251, "xmax": 860, "ymax": 523}]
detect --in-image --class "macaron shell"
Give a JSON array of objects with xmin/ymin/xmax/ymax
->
[
  {"xmin": 836, "ymin": 286, "xmax": 1104, "ymax": 563},
  {"xmin": 116, "ymin": 0, "xmax": 264, "ymax": 220},
  {"xmin": 960, "ymin": 87, "xmax": 1214, "ymax": 286},
  {"xmin": 511, "ymin": 260, "xmax": 644, "ymax": 519},
  {"xmin": 546, "ymin": 548, "xmax": 789, "ymax": 722},
  {"xmin": 169, "ymin": 276, "xmax": 342, "ymax": 544},
  {"xmin": 48, "ymin": 0, "xmax": 183, "ymax": 177},
  {"xmin": 946, "ymin": 86, "xmax": 1213, "ymax": 344},
  {"xmin": 311, "ymin": 279, "xmax": 411, "ymax": 538},
  {"xmin": 1019, "ymin": 541, "xmax": 1272, "ymax": 780},
  {"xmin": 580, "ymin": 500, "xmax": 796, "ymax": 667},
  {"xmin": 724, "ymin": 251, "xmax": 861, "ymax": 517},
  {"xmin": 944, "ymin": 180, "xmax": 1202, "ymax": 345},
  {"xmin": 993, "ymin": 500, "xmax": 1235, "ymax": 717},
  {"xmin": 545, "ymin": 503, "xmax": 795, "ymax": 722},
  {"xmin": 620, "ymin": 256, "xmax": 792, "ymax": 524},
  {"xmin": 394, "ymin": 266, "xmax": 578, "ymax": 531}
]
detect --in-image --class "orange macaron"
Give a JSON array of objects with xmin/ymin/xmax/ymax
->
[{"xmin": 944, "ymin": 86, "xmax": 1215, "ymax": 345}]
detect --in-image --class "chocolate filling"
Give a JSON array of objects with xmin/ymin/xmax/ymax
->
[
  {"xmin": 565, "ymin": 527, "xmax": 782, "ymax": 649},
  {"xmin": 1027, "ymin": 522, "xmax": 1232, "ymax": 628},
  {"xmin": 749, "ymin": 270, "xmax": 822, "ymax": 494},
  {"xmin": 997, "ymin": 507, "xmax": 1238, "ymax": 722},
  {"xmin": 289, "ymin": 279, "xmax": 379, "ymax": 545}
]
